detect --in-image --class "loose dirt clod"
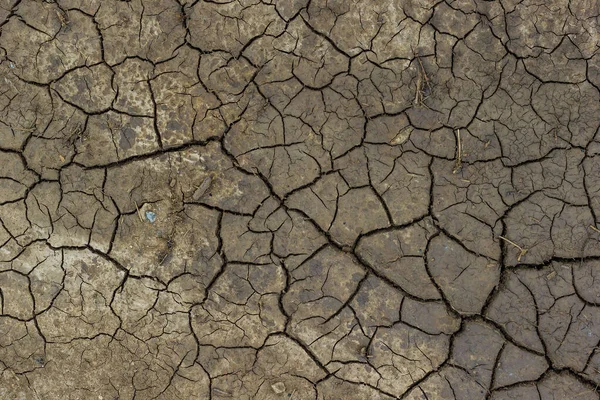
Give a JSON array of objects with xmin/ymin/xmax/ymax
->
[
  {"xmin": 390, "ymin": 126, "xmax": 413, "ymax": 145},
  {"xmin": 271, "ymin": 382, "xmax": 286, "ymax": 394},
  {"xmin": 193, "ymin": 176, "xmax": 212, "ymax": 201}
]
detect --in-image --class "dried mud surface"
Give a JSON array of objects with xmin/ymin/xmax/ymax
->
[{"xmin": 1, "ymin": 0, "xmax": 600, "ymax": 399}]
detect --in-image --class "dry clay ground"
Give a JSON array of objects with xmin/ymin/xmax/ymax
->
[{"xmin": 1, "ymin": 0, "xmax": 600, "ymax": 399}]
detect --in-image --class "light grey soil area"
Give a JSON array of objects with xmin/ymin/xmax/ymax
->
[{"xmin": 1, "ymin": 0, "xmax": 600, "ymax": 399}]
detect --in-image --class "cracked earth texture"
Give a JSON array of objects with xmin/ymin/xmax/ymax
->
[{"xmin": 0, "ymin": 0, "xmax": 600, "ymax": 399}]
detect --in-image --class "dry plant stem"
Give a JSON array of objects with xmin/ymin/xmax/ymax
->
[
  {"xmin": 499, "ymin": 236, "xmax": 528, "ymax": 262},
  {"xmin": 453, "ymin": 129, "xmax": 462, "ymax": 174},
  {"xmin": 56, "ymin": 9, "xmax": 69, "ymax": 27},
  {"xmin": 415, "ymin": 73, "xmax": 423, "ymax": 105},
  {"xmin": 11, "ymin": 126, "xmax": 36, "ymax": 132},
  {"xmin": 414, "ymin": 53, "xmax": 432, "ymax": 107},
  {"xmin": 159, "ymin": 251, "xmax": 170, "ymax": 266},
  {"xmin": 589, "ymin": 225, "xmax": 600, "ymax": 234},
  {"xmin": 213, "ymin": 387, "xmax": 232, "ymax": 397},
  {"xmin": 416, "ymin": 54, "xmax": 432, "ymax": 94},
  {"xmin": 135, "ymin": 201, "xmax": 143, "ymax": 222}
]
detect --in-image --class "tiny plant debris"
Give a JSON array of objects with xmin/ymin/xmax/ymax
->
[
  {"xmin": 499, "ymin": 236, "xmax": 528, "ymax": 262},
  {"xmin": 56, "ymin": 8, "xmax": 69, "ymax": 28},
  {"xmin": 212, "ymin": 388, "xmax": 232, "ymax": 397},
  {"xmin": 413, "ymin": 51, "xmax": 432, "ymax": 108},
  {"xmin": 193, "ymin": 176, "xmax": 212, "ymax": 201},
  {"xmin": 135, "ymin": 201, "xmax": 143, "ymax": 222}
]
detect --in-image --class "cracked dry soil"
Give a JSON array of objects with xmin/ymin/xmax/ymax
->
[{"xmin": 1, "ymin": 0, "xmax": 600, "ymax": 399}]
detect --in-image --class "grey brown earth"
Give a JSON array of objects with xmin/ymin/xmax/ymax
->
[{"xmin": 1, "ymin": 0, "xmax": 600, "ymax": 399}]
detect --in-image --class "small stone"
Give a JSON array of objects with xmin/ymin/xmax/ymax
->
[
  {"xmin": 145, "ymin": 211, "xmax": 157, "ymax": 223},
  {"xmin": 271, "ymin": 382, "xmax": 285, "ymax": 394},
  {"xmin": 390, "ymin": 126, "xmax": 412, "ymax": 145}
]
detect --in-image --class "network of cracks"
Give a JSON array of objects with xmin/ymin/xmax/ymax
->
[{"xmin": 1, "ymin": 0, "xmax": 600, "ymax": 399}]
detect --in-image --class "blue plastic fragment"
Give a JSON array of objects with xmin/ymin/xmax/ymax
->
[{"xmin": 145, "ymin": 211, "xmax": 157, "ymax": 223}]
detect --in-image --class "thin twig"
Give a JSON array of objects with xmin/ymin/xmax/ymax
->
[
  {"xmin": 413, "ymin": 51, "xmax": 433, "ymax": 108},
  {"xmin": 159, "ymin": 251, "xmax": 171, "ymax": 266},
  {"xmin": 213, "ymin": 387, "xmax": 232, "ymax": 397},
  {"xmin": 56, "ymin": 8, "xmax": 70, "ymax": 28},
  {"xmin": 453, "ymin": 129, "xmax": 462, "ymax": 174},
  {"xmin": 180, "ymin": 228, "xmax": 191, "ymax": 240},
  {"xmin": 499, "ymin": 236, "xmax": 524, "ymax": 250},
  {"xmin": 499, "ymin": 236, "xmax": 528, "ymax": 262},
  {"xmin": 416, "ymin": 54, "xmax": 432, "ymax": 94},
  {"xmin": 415, "ymin": 73, "xmax": 423, "ymax": 105},
  {"xmin": 135, "ymin": 201, "xmax": 143, "ymax": 222},
  {"xmin": 10, "ymin": 125, "xmax": 36, "ymax": 133},
  {"xmin": 590, "ymin": 225, "xmax": 600, "ymax": 234}
]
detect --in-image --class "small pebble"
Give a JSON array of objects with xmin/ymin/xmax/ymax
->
[
  {"xmin": 271, "ymin": 382, "xmax": 285, "ymax": 394},
  {"xmin": 145, "ymin": 211, "xmax": 157, "ymax": 223}
]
